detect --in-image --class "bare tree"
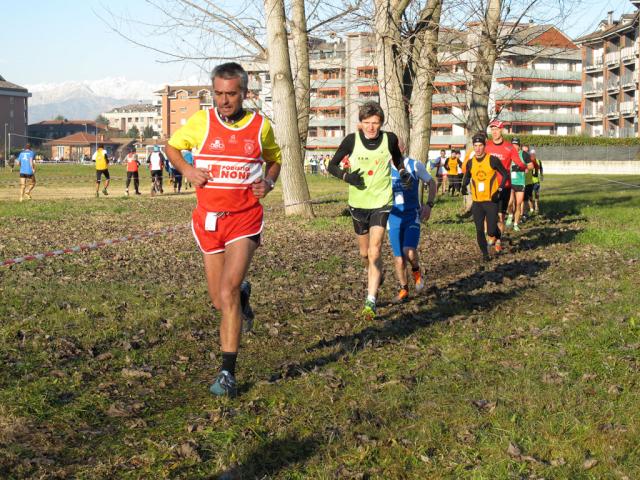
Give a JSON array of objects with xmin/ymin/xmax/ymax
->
[
  {"xmin": 265, "ymin": 0, "xmax": 314, "ymax": 216},
  {"xmin": 371, "ymin": 0, "xmax": 443, "ymax": 162},
  {"xmin": 290, "ymin": 0, "xmax": 311, "ymax": 152}
]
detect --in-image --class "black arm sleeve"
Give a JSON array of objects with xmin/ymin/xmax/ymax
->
[
  {"xmin": 462, "ymin": 159, "xmax": 472, "ymax": 189},
  {"xmin": 386, "ymin": 132, "xmax": 405, "ymax": 171},
  {"xmin": 490, "ymin": 156, "xmax": 509, "ymax": 189},
  {"xmin": 327, "ymin": 134, "xmax": 356, "ymax": 179}
]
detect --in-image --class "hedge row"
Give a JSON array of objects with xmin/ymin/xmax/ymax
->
[{"xmin": 501, "ymin": 134, "xmax": 640, "ymax": 147}]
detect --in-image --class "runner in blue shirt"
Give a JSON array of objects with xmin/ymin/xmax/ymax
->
[
  {"xmin": 18, "ymin": 144, "xmax": 36, "ymax": 201},
  {"xmin": 181, "ymin": 149, "xmax": 193, "ymax": 190},
  {"xmin": 388, "ymin": 142, "xmax": 437, "ymax": 303}
]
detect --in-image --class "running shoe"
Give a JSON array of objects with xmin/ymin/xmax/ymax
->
[
  {"xmin": 494, "ymin": 241, "xmax": 503, "ymax": 253},
  {"xmin": 413, "ymin": 270, "xmax": 425, "ymax": 292},
  {"xmin": 487, "ymin": 238, "xmax": 495, "ymax": 247},
  {"xmin": 360, "ymin": 300, "xmax": 376, "ymax": 320},
  {"xmin": 25, "ymin": 193, "xmax": 32, "ymax": 200},
  {"xmin": 240, "ymin": 280, "xmax": 254, "ymax": 333},
  {"xmin": 521, "ymin": 214, "xmax": 527, "ymax": 222},
  {"xmin": 135, "ymin": 191, "xmax": 141, "ymax": 195},
  {"xmin": 392, "ymin": 288, "xmax": 409, "ymax": 304},
  {"xmin": 95, "ymin": 191, "xmax": 99, "ymax": 198},
  {"xmin": 209, "ymin": 370, "xmax": 237, "ymax": 397},
  {"xmin": 513, "ymin": 223, "xmax": 520, "ymax": 232},
  {"xmin": 125, "ymin": 189, "xmax": 129, "ymax": 196},
  {"xmin": 505, "ymin": 215, "xmax": 513, "ymax": 227},
  {"xmin": 102, "ymin": 188, "xmax": 109, "ymax": 196}
]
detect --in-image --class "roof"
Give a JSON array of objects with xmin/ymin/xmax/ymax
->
[
  {"xmin": 575, "ymin": 11, "xmax": 640, "ymax": 43},
  {"xmin": 31, "ymin": 120, "xmax": 101, "ymax": 127},
  {"xmin": 44, "ymin": 132, "xmax": 123, "ymax": 146},
  {"xmin": 0, "ymin": 74, "xmax": 28, "ymax": 92},
  {"xmin": 154, "ymin": 85, "xmax": 212, "ymax": 96},
  {"xmin": 106, "ymin": 103, "xmax": 159, "ymax": 113}
]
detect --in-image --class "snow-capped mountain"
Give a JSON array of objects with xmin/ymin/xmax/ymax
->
[{"xmin": 26, "ymin": 76, "xmax": 202, "ymax": 123}]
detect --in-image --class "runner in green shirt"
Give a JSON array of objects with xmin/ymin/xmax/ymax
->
[{"xmin": 328, "ymin": 101, "xmax": 412, "ymax": 319}]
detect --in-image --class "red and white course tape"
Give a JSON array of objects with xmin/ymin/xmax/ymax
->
[{"xmin": 1, "ymin": 225, "xmax": 187, "ymax": 268}]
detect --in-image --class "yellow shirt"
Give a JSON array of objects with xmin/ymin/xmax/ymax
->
[
  {"xmin": 168, "ymin": 109, "xmax": 282, "ymax": 164},
  {"xmin": 94, "ymin": 149, "xmax": 108, "ymax": 170}
]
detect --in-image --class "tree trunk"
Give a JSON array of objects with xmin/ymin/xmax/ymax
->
[
  {"xmin": 408, "ymin": 0, "xmax": 442, "ymax": 163},
  {"xmin": 374, "ymin": 0, "xmax": 411, "ymax": 146},
  {"xmin": 264, "ymin": 0, "xmax": 314, "ymax": 217},
  {"xmin": 290, "ymin": 0, "xmax": 310, "ymax": 157},
  {"xmin": 465, "ymin": 0, "xmax": 502, "ymax": 137}
]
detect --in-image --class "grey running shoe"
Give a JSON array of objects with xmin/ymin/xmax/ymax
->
[
  {"xmin": 240, "ymin": 280, "xmax": 254, "ymax": 333},
  {"xmin": 209, "ymin": 370, "xmax": 237, "ymax": 397}
]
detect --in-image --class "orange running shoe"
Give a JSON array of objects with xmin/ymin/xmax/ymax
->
[
  {"xmin": 494, "ymin": 241, "xmax": 503, "ymax": 253},
  {"xmin": 413, "ymin": 270, "xmax": 425, "ymax": 292},
  {"xmin": 392, "ymin": 288, "xmax": 409, "ymax": 304}
]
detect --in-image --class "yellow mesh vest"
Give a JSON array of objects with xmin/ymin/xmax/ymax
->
[{"xmin": 470, "ymin": 154, "xmax": 498, "ymax": 202}]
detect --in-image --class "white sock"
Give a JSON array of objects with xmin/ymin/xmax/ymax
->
[{"xmin": 366, "ymin": 295, "xmax": 376, "ymax": 305}]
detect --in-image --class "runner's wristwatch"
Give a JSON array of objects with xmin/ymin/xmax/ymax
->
[{"xmin": 265, "ymin": 178, "xmax": 275, "ymax": 190}]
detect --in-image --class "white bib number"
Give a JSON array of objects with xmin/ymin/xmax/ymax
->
[
  {"xmin": 511, "ymin": 171, "xmax": 518, "ymax": 179},
  {"xmin": 205, "ymin": 212, "xmax": 218, "ymax": 231},
  {"xmin": 394, "ymin": 191, "xmax": 404, "ymax": 205},
  {"xmin": 478, "ymin": 182, "xmax": 485, "ymax": 192}
]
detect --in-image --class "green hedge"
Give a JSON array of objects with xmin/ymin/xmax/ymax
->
[{"xmin": 502, "ymin": 134, "xmax": 640, "ymax": 147}]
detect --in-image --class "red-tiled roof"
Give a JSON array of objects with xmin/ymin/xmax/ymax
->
[{"xmin": 44, "ymin": 132, "xmax": 122, "ymax": 146}]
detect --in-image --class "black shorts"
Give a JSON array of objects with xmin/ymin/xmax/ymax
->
[
  {"xmin": 349, "ymin": 206, "xmax": 391, "ymax": 235},
  {"xmin": 151, "ymin": 170, "xmax": 163, "ymax": 179},
  {"xmin": 512, "ymin": 184, "xmax": 525, "ymax": 193},
  {"xmin": 533, "ymin": 183, "xmax": 540, "ymax": 193},
  {"xmin": 19, "ymin": 173, "xmax": 34, "ymax": 179},
  {"xmin": 499, "ymin": 187, "xmax": 511, "ymax": 214},
  {"xmin": 96, "ymin": 169, "xmax": 110, "ymax": 181},
  {"xmin": 524, "ymin": 184, "xmax": 534, "ymax": 201}
]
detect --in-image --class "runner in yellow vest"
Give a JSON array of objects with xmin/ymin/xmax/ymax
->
[
  {"xmin": 461, "ymin": 133, "xmax": 509, "ymax": 261},
  {"xmin": 93, "ymin": 144, "xmax": 110, "ymax": 197}
]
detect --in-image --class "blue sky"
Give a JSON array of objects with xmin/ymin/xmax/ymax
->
[{"xmin": 0, "ymin": 0, "xmax": 635, "ymax": 86}]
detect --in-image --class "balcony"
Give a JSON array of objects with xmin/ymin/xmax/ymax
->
[
  {"xmin": 620, "ymin": 101, "xmax": 635, "ymax": 116},
  {"xmin": 308, "ymin": 117, "xmax": 346, "ymax": 128},
  {"xmin": 619, "ymin": 127, "xmax": 637, "ymax": 137},
  {"xmin": 311, "ymin": 78, "xmax": 345, "ymax": 88},
  {"xmin": 621, "ymin": 46, "xmax": 636, "ymax": 64},
  {"xmin": 585, "ymin": 57, "xmax": 604, "ymax": 72},
  {"xmin": 497, "ymin": 111, "xmax": 581, "ymax": 125},
  {"xmin": 621, "ymin": 73, "xmax": 637, "ymax": 90},
  {"xmin": 494, "ymin": 67, "xmax": 581, "ymax": 82},
  {"xmin": 428, "ymin": 135, "xmax": 467, "ymax": 146},
  {"xmin": 494, "ymin": 90, "xmax": 582, "ymax": 103},
  {"xmin": 310, "ymin": 97, "xmax": 345, "ymax": 107},
  {"xmin": 306, "ymin": 136, "xmax": 344, "ymax": 148},
  {"xmin": 584, "ymin": 82, "xmax": 604, "ymax": 97},
  {"xmin": 583, "ymin": 106, "xmax": 604, "ymax": 121},
  {"xmin": 606, "ymin": 78, "xmax": 620, "ymax": 92},
  {"xmin": 432, "ymin": 93, "xmax": 467, "ymax": 105},
  {"xmin": 606, "ymin": 103, "xmax": 619, "ymax": 117},
  {"xmin": 605, "ymin": 51, "xmax": 620, "ymax": 68},
  {"xmin": 431, "ymin": 114, "xmax": 466, "ymax": 125}
]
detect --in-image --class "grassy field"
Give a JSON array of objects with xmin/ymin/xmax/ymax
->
[{"xmin": 0, "ymin": 167, "xmax": 639, "ymax": 479}]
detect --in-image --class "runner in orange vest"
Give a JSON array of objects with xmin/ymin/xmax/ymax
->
[
  {"xmin": 124, "ymin": 147, "xmax": 141, "ymax": 195},
  {"xmin": 165, "ymin": 63, "xmax": 281, "ymax": 397}
]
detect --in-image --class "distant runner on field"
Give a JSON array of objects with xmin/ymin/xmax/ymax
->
[
  {"xmin": 147, "ymin": 146, "xmax": 165, "ymax": 196},
  {"xmin": 124, "ymin": 147, "xmax": 141, "ymax": 196},
  {"xmin": 18, "ymin": 143, "xmax": 36, "ymax": 202},
  {"xmin": 93, "ymin": 144, "xmax": 110, "ymax": 197}
]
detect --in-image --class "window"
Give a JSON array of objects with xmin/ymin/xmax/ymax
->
[
  {"xmin": 180, "ymin": 107, "xmax": 187, "ymax": 113},
  {"xmin": 57, "ymin": 146, "xmax": 65, "ymax": 158},
  {"xmin": 9, "ymin": 97, "xmax": 14, "ymax": 105}
]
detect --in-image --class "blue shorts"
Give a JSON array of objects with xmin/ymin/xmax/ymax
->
[{"xmin": 387, "ymin": 209, "xmax": 421, "ymax": 257}]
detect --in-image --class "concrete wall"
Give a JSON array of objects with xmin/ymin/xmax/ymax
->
[{"xmin": 541, "ymin": 160, "xmax": 640, "ymax": 175}]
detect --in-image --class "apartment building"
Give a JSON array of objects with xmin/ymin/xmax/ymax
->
[
  {"xmin": 576, "ymin": 2, "xmax": 640, "ymax": 138},
  {"xmin": 28, "ymin": 120, "xmax": 105, "ymax": 146},
  {"xmin": 436, "ymin": 23, "xmax": 583, "ymax": 142},
  {"xmin": 103, "ymin": 103, "xmax": 163, "ymax": 137},
  {"xmin": 0, "ymin": 74, "xmax": 31, "ymax": 155}
]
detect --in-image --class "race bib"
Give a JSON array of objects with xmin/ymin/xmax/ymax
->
[
  {"xmin": 394, "ymin": 191, "xmax": 404, "ymax": 205},
  {"xmin": 205, "ymin": 212, "xmax": 218, "ymax": 231},
  {"xmin": 478, "ymin": 182, "xmax": 485, "ymax": 192},
  {"xmin": 511, "ymin": 171, "xmax": 518, "ymax": 179}
]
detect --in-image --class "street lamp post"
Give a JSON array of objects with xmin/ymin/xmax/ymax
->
[{"xmin": 3, "ymin": 123, "xmax": 7, "ymax": 168}]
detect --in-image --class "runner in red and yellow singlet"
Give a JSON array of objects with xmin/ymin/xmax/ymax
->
[
  {"xmin": 485, "ymin": 120, "xmax": 530, "ymax": 235},
  {"xmin": 165, "ymin": 63, "xmax": 281, "ymax": 397}
]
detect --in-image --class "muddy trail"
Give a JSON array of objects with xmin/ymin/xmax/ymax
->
[{"xmin": 1, "ymin": 194, "xmax": 637, "ymax": 479}]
